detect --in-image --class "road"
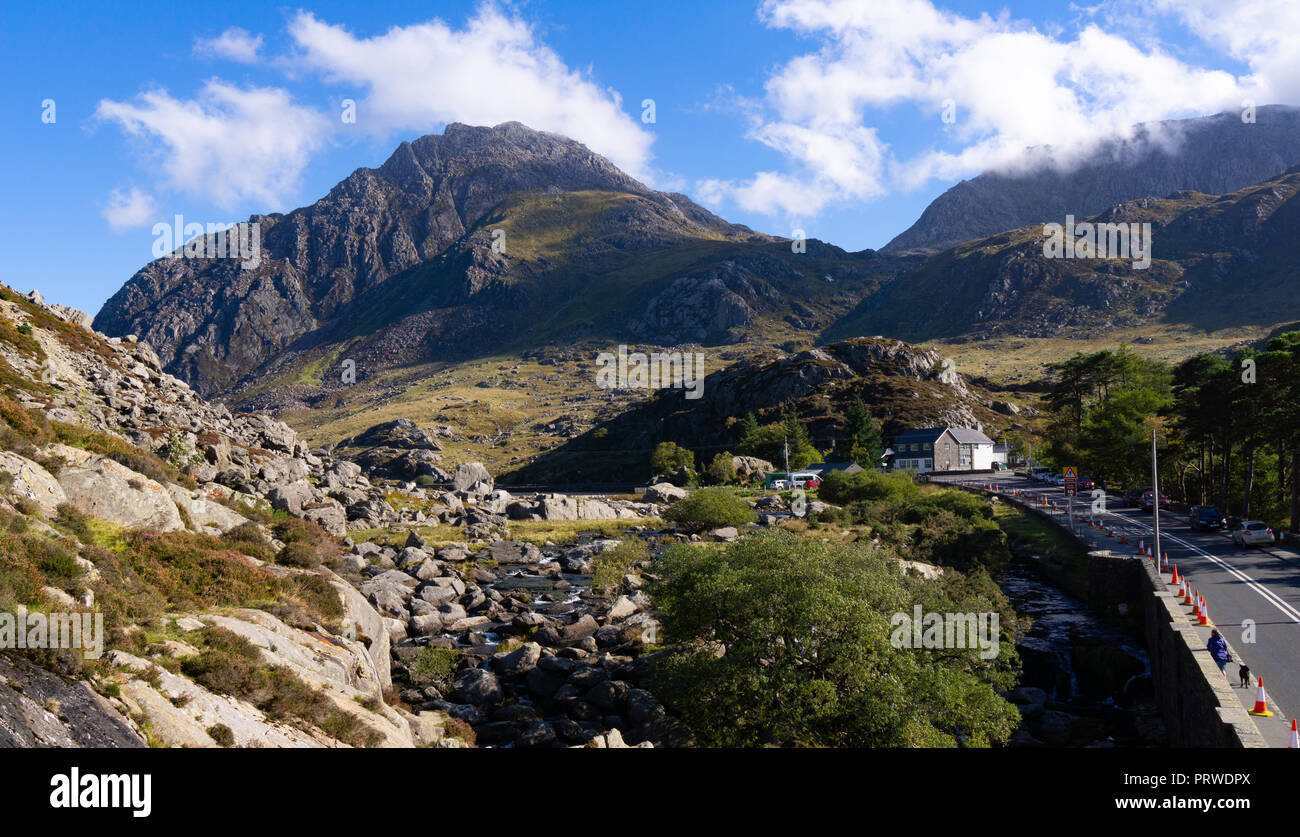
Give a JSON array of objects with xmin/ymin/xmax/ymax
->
[{"xmin": 933, "ymin": 473, "xmax": 1300, "ymax": 747}]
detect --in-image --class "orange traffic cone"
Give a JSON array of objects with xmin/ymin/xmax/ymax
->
[
  {"xmin": 1162, "ymin": 552, "xmax": 1170, "ymax": 571},
  {"xmin": 1198, "ymin": 596, "xmax": 1211, "ymax": 626},
  {"xmin": 1182, "ymin": 583, "xmax": 1194, "ymax": 606},
  {"xmin": 1290, "ymin": 719, "xmax": 1298, "ymax": 748},
  {"xmin": 1191, "ymin": 590, "xmax": 1201, "ymax": 618},
  {"xmin": 1177, "ymin": 577, "xmax": 1187, "ymax": 601},
  {"xmin": 1250, "ymin": 678, "xmax": 1274, "ymax": 717},
  {"xmin": 1170, "ymin": 564, "xmax": 1180, "ymax": 585}
]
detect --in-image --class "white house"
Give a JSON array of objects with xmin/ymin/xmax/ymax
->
[{"xmin": 889, "ymin": 427, "xmax": 997, "ymax": 473}]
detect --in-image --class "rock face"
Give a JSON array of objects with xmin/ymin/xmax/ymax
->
[
  {"xmin": 0, "ymin": 654, "xmax": 143, "ymax": 748},
  {"xmin": 0, "ymin": 451, "xmax": 66, "ymax": 516},
  {"xmin": 94, "ymin": 121, "xmax": 755, "ymax": 398},
  {"xmin": 836, "ymin": 165, "xmax": 1300, "ymax": 343},
  {"xmin": 53, "ymin": 445, "xmax": 186, "ymax": 532},
  {"xmin": 883, "ymin": 105, "xmax": 1300, "ymax": 254}
]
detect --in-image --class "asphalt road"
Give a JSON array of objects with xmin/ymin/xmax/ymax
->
[{"xmin": 934, "ymin": 473, "xmax": 1300, "ymax": 746}]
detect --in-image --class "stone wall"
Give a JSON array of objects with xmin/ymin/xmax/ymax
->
[{"xmin": 1137, "ymin": 560, "xmax": 1267, "ymax": 748}]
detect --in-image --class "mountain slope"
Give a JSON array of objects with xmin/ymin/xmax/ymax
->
[
  {"xmin": 96, "ymin": 122, "xmax": 900, "ymax": 402},
  {"xmin": 829, "ymin": 166, "xmax": 1300, "ymax": 345},
  {"xmin": 509, "ymin": 337, "xmax": 1029, "ymax": 484},
  {"xmin": 883, "ymin": 106, "xmax": 1300, "ymax": 254}
]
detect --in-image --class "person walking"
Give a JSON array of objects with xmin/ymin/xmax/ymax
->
[{"xmin": 1207, "ymin": 629, "xmax": 1231, "ymax": 676}]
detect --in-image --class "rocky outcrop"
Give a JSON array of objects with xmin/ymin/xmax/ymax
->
[
  {"xmin": 0, "ymin": 653, "xmax": 144, "ymax": 748},
  {"xmin": 884, "ymin": 106, "xmax": 1300, "ymax": 254},
  {"xmin": 52, "ymin": 444, "xmax": 186, "ymax": 532},
  {"xmin": 0, "ymin": 451, "xmax": 66, "ymax": 516},
  {"xmin": 94, "ymin": 122, "xmax": 753, "ymax": 397}
]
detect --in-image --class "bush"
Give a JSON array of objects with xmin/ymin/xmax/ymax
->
[
  {"xmin": 276, "ymin": 542, "xmax": 320, "ymax": 569},
  {"xmin": 591, "ymin": 539, "xmax": 649, "ymax": 595},
  {"xmin": 661, "ymin": 488, "xmax": 757, "ymax": 532},
  {"xmin": 207, "ymin": 723, "xmax": 235, "ymax": 747},
  {"xmin": 408, "ymin": 646, "xmax": 458, "ymax": 685},
  {"xmin": 647, "ymin": 530, "xmax": 1020, "ymax": 747},
  {"xmin": 221, "ymin": 521, "xmax": 275, "ymax": 562},
  {"xmin": 705, "ymin": 452, "xmax": 736, "ymax": 486},
  {"xmin": 53, "ymin": 503, "xmax": 93, "ymax": 543},
  {"xmin": 650, "ymin": 441, "xmax": 694, "ymax": 478},
  {"xmin": 819, "ymin": 469, "xmax": 919, "ymax": 506}
]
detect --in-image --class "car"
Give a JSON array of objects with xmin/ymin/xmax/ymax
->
[
  {"xmin": 1077, "ymin": 477, "xmax": 1095, "ymax": 491},
  {"xmin": 1189, "ymin": 506, "xmax": 1223, "ymax": 531},
  {"xmin": 769, "ymin": 479, "xmax": 790, "ymax": 491},
  {"xmin": 790, "ymin": 473, "xmax": 822, "ymax": 489},
  {"xmin": 1233, "ymin": 521, "xmax": 1276, "ymax": 547},
  {"xmin": 1124, "ymin": 488, "xmax": 1150, "ymax": 508},
  {"xmin": 1140, "ymin": 491, "xmax": 1170, "ymax": 512}
]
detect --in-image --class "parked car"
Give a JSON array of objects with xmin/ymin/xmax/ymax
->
[
  {"xmin": 769, "ymin": 479, "xmax": 790, "ymax": 491},
  {"xmin": 1077, "ymin": 477, "xmax": 1095, "ymax": 491},
  {"xmin": 1124, "ymin": 488, "xmax": 1150, "ymax": 508},
  {"xmin": 1140, "ymin": 491, "xmax": 1170, "ymax": 512},
  {"xmin": 790, "ymin": 473, "xmax": 822, "ymax": 489},
  {"xmin": 1233, "ymin": 521, "xmax": 1276, "ymax": 547},
  {"xmin": 1188, "ymin": 506, "xmax": 1224, "ymax": 531}
]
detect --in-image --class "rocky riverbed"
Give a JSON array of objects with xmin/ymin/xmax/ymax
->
[
  {"xmin": 1000, "ymin": 559, "xmax": 1167, "ymax": 748},
  {"xmin": 343, "ymin": 528, "xmax": 689, "ymax": 748}
]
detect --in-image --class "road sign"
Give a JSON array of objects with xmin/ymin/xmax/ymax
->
[{"xmin": 1063, "ymin": 466, "xmax": 1078, "ymax": 496}]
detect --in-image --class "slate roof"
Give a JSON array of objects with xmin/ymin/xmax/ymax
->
[{"xmin": 892, "ymin": 427, "xmax": 995, "ymax": 447}]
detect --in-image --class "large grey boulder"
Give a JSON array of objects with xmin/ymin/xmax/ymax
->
[
  {"xmin": 452, "ymin": 462, "xmax": 493, "ymax": 494},
  {"xmin": 645, "ymin": 482, "xmax": 688, "ymax": 503},
  {"xmin": 268, "ymin": 480, "xmax": 314, "ymax": 516},
  {"xmin": 51, "ymin": 445, "xmax": 184, "ymax": 532},
  {"xmin": 452, "ymin": 668, "xmax": 502, "ymax": 706},
  {"xmin": 0, "ymin": 451, "xmax": 66, "ymax": 516},
  {"xmin": 166, "ymin": 485, "xmax": 250, "ymax": 535}
]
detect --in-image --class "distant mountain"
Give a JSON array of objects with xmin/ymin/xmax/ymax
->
[
  {"xmin": 508, "ymin": 337, "xmax": 1026, "ymax": 484},
  {"xmin": 96, "ymin": 122, "xmax": 899, "ymax": 402},
  {"xmin": 828, "ymin": 166, "xmax": 1300, "ymax": 343},
  {"xmin": 883, "ymin": 106, "xmax": 1300, "ymax": 254}
]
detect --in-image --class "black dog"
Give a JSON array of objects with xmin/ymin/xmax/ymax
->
[{"xmin": 1239, "ymin": 664, "xmax": 1251, "ymax": 688}]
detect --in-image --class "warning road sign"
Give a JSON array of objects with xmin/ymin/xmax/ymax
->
[{"xmin": 1063, "ymin": 466, "xmax": 1077, "ymax": 496}]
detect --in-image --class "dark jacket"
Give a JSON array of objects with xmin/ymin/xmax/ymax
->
[{"xmin": 1207, "ymin": 634, "xmax": 1230, "ymax": 663}]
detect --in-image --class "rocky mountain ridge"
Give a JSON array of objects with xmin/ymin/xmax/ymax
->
[{"xmin": 883, "ymin": 105, "xmax": 1300, "ymax": 254}]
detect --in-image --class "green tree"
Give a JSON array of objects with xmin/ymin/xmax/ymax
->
[
  {"xmin": 648, "ymin": 530, "xmax": 1020, "ymax": 747},
  {"xmin": 660, "ymin": 487, "xmax": 757, "ymax": 532},
  {"xmin": 650, "ymin": 441, "xmax": 695, "ymax": 479},
  {"xmin": 706, "ymin": 452, "xmax": 737, "ymax": 485}
]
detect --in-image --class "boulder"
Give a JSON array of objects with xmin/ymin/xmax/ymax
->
[
  {"xmin": 268, "ymin": 480, "xmax": 314, "ymax": 516},
  {"xmin": 452, "ymin": 462, "xmax": 493, "ymax": 494},
  {"xmin": 52, "ymin": 446, "xmax": 184, "ymax": 532},
  {"xmin": 645, "ymin": 482, "xmax": 688, "ymax": 503},
  {"xmin": 0, "ymin": 452, "xmax": 66, "ymax": 516},
  {"xmin": 452, "ymin": 668, "xmax": 502, "ymax": 706}
]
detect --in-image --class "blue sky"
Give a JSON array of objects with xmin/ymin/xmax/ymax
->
[{"xmin": 1, "ymin": 0, "xmax": 1295, "ymax": 314}]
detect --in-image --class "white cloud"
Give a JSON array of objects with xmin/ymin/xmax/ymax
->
[
  {"xmin": 101, "ymin": 187, "xmax": 156, "ymax": 231},
  {"xmin": 284, "ymin": 5, "xmax": 656, "ymax": 182},
  {"xmin": 193, "ymin": 27, "xmax": 265, "ymax": 63},
  {"xmin": 703, "ymin": 0, "xmax": 1260, "ymax": 219},
  {"xmin": 1153, "ymin": 0, "xmax": 1300, "ymax": 103},
  {"xmin": 95, "ymin": 80, "xmax": 330, "ymax": 210}
]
